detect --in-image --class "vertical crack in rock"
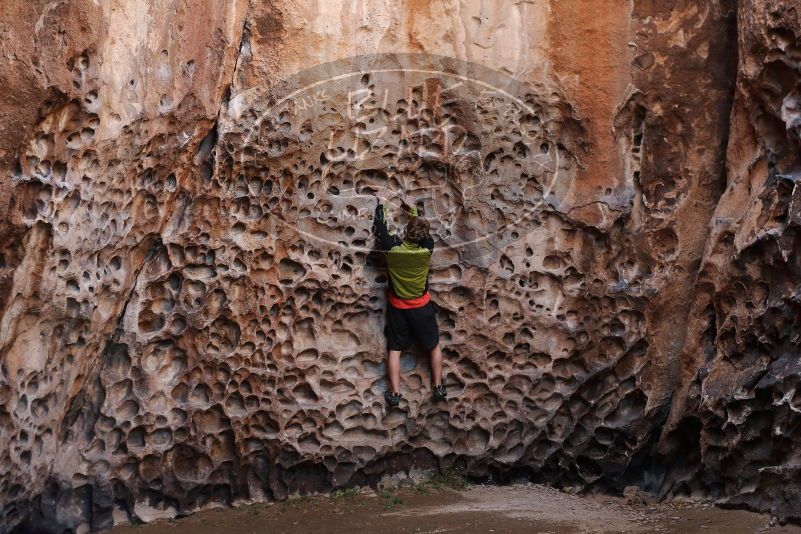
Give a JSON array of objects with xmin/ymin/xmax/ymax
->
[{"xmin": 231, "ymin": 19, "xmax": 253, "ymax": 97}]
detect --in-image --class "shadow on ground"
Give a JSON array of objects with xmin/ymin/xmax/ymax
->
[{"xmin": 112, "ymin": 483, "xmax": 801, "ymax": 534}]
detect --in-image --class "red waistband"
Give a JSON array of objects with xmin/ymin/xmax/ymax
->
[{"xmin": 388, "ymin": 290, "xmax": 430, "ymax": 309}]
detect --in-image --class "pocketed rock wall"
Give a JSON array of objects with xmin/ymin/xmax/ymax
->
[
  {"xmin": 662, "ymin": 0, "xmax": 801, "ymax": 524},
  {"xmin": 0, "ymin": 1, "xmax": 795, "ymax": 532}
]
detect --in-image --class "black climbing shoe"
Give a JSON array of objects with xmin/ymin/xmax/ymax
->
[
  {"xmin": 384, "ymin": 391, "xmax": 402, "ymax": 407},
  {"xmin": 433, "ymin": 384, "xmax": 447, "ymax": 401}
]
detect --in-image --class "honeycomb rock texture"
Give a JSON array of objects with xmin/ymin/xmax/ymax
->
[
  {"xmin": 0, "ymin": 0, "xmax": 797, "ymax": 532},
  {"xmin": 663, "ymin": 1, "xmax": 801, "ymax": 525}
]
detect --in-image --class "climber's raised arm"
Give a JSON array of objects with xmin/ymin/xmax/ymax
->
[{"xmin": 373, "ymin": 200, "xmax": 402, "ymax": 251}]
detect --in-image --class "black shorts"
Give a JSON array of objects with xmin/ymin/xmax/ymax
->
[{"xmin": 385, "ymin": 301, "xmax": 440, "ymax": 351}]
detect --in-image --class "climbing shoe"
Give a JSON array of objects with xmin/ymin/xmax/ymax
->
[
  {"xmin": 384, "ymin": 391, "xmax": 402, "ymax": 407},
  {"xmin": 433, "ymin": 384, "xmax": 447, "ymax": 401}
]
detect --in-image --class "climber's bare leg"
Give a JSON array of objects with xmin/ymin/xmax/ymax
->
[
  {"xmin": 388, "ymin": 349, "xmax": 402, "ymax": 394},
  {"xmin": 429, "ymin": 343, "xmax": 442, "ymax": 387}
]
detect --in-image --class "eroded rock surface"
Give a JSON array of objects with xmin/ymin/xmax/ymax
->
[
  {"xmin": 662, "ymin": 0, "xmax": 801, "ymax": 524},
  {"xmin": 0, "ymin": 0, "xmax": 797, "ymax": 532}
]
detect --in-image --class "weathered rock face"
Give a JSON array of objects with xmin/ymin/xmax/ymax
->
[
  {"xmin": 0, "ymin": 0, "xmax": 797, "ymax": 532},
  {"xmin": 662, "ymin": 0, "xmax": 801, "ymax": 523}
]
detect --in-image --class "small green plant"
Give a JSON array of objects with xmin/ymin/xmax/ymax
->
[
  {"xmin": 426, "ymin": 468, "xmax": 470, "ymax": 490},
  {"xmin": 331, "ymin": 486, "xmax": 359, "ymax": 499},
  {"xmin": 378, "ymin": 488, "xmax": 403, "ymax": 510},
  {"xmin": 277, "ymin": 493, "xmax": 311, "ymax": 512},
  {"xmin": 248, "ymin": 502, "xmax": 266, "ymax": 515}
]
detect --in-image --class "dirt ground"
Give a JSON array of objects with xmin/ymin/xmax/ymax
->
[{"xmin": 113, "ymin": 483, "xmax": 801, "ymax": 534}]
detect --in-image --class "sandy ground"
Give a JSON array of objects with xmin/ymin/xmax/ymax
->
[{"xmin": 112, "ymin": 483, "xmax": 801, "ymax": 534}]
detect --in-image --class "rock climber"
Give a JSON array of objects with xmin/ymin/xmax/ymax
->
[{"xmin": 373, "ymin": 197, "xmax": 446, "ymax": 407}]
